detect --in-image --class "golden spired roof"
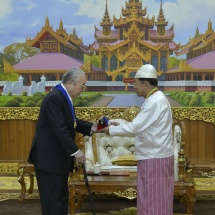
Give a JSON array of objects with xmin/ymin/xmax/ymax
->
[
  {"xmin": 207, "ymin": 19, "xmax": 213, "ymax": 33},
  {"xmin": 59, "ymin": 19, "xmax": 64, "ymax": 31},
  {"xmin": 113, "ymin": 0, "xmax": 154, "ymax": 28},
  {"xmin": 175, "ymin": 19, "xmax": 215, "ymax": 56},
  {"xmin": 91, "ymin": 0, "xmax": 178, "ymax": 79},
  {"xmin": 155, "ymin": 0, "xmax": 168, "ymax": 27},
  {"xmin": 45, "ymin": 16, "xmax": 49, "ymax": 26},
  {"xmin": 122, "ymin": 0, "xmax": 146, "ymax": 18},
  {"xmin": 100, "ymin": 0, "xmax": 112, "ymax": 27}
]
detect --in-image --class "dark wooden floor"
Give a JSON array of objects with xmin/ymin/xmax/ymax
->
[{"xmin": 0, "ymin": 198, "xmax": 215, "ymax": 215}]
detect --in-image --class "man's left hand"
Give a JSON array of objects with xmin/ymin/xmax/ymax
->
[{"xmin": 91, "ymin": 122, "xmax": 98, "ymax": 133}]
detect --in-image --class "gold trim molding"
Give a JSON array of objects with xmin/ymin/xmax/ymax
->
[
  {"xmin": 0, "ymin": 107, "xmax": 214, "ymax": 124},
  {"xmin": 0, "ymin": 163, "xmax": 19, "ymax": 175},
  {"xmin": 0, "ymin": 108, "xmax": 40, "ymax": 120},
  {"xmin": 114, "ymin": 188, "xmax": 137, "ymax": 200},
  {"xmin": 200, "ymin": 170, "xmax": 215, "ymax": 178},
  {"xmin": 171, "ymin": 107, "xmax": 215, "ymax": 124}
]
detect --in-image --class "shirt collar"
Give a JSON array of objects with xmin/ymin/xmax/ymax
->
[{"xmin": 61, "ymin": 84, "xmax": 73, "ymax": 104}]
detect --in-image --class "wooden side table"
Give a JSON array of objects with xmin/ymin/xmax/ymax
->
[
  {"xmin": 69, "ymin": 175, "xmax": 196, "ymax": 215},
  {"xmin": 174, "ymin": 181, "xmax": 196, "ymax": 215},
  {"xmin": 17, "ymin": 164, "xmax": 35, "ymax": 202}
]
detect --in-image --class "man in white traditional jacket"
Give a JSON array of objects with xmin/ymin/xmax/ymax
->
[{"xmin": 101, "ymin": 64, "xmax": 174, "ymax": 215}]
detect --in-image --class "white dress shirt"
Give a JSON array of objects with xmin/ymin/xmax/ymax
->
[
  {"xmin": 61, "ymin": 84, "xmax": 79, "ymax": 156},
  {"xmin": 109, "ymin": 91, "xmax": 174, "ymax": 160}
]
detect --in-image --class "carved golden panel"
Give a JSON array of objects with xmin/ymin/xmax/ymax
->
[
  {"xmin": 171, "ymin": 107, "xmax": 215, "ymax": 124},
  {"xmin": 0, "ymin": 108, "xmax": 39, "ymax": 120},
  {"xmin": 200, "ymin": 170, "xmax": 215, "ymax": 178},
  {"xmin": 129, "ymin": 34, "xmax": 138, "ymax": 41},
  {"xmin": 0, "ymin": 107, "xmax": 214, "ymax": 124},
  {"xmin": 80, "ymin": 61, "xmax": 91, "ymax": 73},
  {"xmin": 123, "ymin": 106, "xmax": 140, "ymax": 121},
  {"xmin": 179, "ymin": 60, "xmax": 192, "ymax": 71},
  {"xmin": 42, "ymin": 42, "xmax": 49, "ymax": 52},
  {"xmin": 131, "ymin": 53, "xmax": 137, "ymax": 57},
  {"xmin": 44, "ymin": 34, "xmax": 56, "ymax": 41},
  {"xmin": 127, "ymin": 58, "xmax": 141, "ymax": 67},
  {"xmin": 114, "ymin": 187, "xmax": 137, "ymax": 200},
  {"xmin": 50, "ymin": 42, "xmax": 58, "ymax": 52},
  {"xmin": 0, "ymin": 163, "xmax": 19, "ymax": 174},
  {"xmin": 3, "ymin": 59, "xmax": 17, "ymax": 73}
]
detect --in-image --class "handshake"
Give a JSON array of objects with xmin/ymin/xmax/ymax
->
[
  {"xmin": 97, "ymin": 116, "xmax": 110, "ymax": 130},
  {"xmin": 97, "ymin": 116, "xmax": 119, "ymax": 131}
]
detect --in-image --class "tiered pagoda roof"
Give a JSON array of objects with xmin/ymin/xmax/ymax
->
[
  {"xmin": 13, "ymin": 53, "xmax": 87, "ymax": 72},
  {"xmin": 100, "ymin": 0, "xmax": 113, "ymax": 27},
  {"xmin": 91, "ymin": 0, "xmax": 178, "ymax": 52},
  {"xmin": 150, "ymin": 25, "xmax": 175, "ymax": 40},
  {"xmin": 165, "ymin": 20, "xmax": 215, "ymax": 79},
  {"xmin": 166, "ymin": 51, "xmax": 215, "ymax": 74},
  {"xmin": 94, "ymin": 27, "xmax": 118, "ymax": 40},
  {"xmin": 4, "ymin": 16, "xmax": 105, "ymax": 82},
  {"xmin": 4, "ymin": 52, "xmax": 103, "ymax": 74},
  {"xmin": 114, "ymin": 0, "xmax": 154, "ymax": 28},
  {"xmin": 155, "ymin": 0, "xmax": 168, "ymax": 27},
  {"xmin": 26, "ymin": 17, "xmax": 91, "ymax": 55},
  {"xmin": 175, "ymin": 19, "xmax": 215, "ymax": 57}
]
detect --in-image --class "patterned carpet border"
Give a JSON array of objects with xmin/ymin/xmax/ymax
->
[
  {"xmin": 75, "ymin": 207, "xmax": 186, "ymax": 215},
  {"xmin": 0, "ymin": 193, "xmax": 39, "ymax": 202},
  {"xmin": 75, "ymin": 208, "xmax": 186, "ymax": 215},
  {"xmin": 0, "ymin": 176, "xmax": 215, "ymax": 202}
]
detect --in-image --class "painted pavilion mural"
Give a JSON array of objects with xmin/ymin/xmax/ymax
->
[{"xmin": 2, "ymin": 0, "xmax": 215, "ymax": 85}]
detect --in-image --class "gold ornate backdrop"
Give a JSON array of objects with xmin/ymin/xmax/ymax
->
[{"xmin": 0, "ymin": 107, "xmax": 214, "ymax": 166}]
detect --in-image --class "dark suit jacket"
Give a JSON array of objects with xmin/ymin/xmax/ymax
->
[{"xmin": 28, "ymin": 87, "xmax": 92, "ymax": 175}]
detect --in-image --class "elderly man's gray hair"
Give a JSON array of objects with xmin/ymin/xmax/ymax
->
[{"xmin": 62, "ymin": 68, "xmax": 85, "ymax": 84}]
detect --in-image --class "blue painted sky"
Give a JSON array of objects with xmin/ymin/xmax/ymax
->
[{"xmin": 0, "ymin": 0, "xmax": 214, "ymax": 53}]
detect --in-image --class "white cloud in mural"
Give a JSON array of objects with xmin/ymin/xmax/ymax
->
[
  {"xmin": 17, "ymin": 0, "xmax": 38, "ymax": 12},
  {"xmin": 161, "ymin": 0, "xmax": 215, "ymax": 44},
  {"xmin": 163, "ymin": 0, "xmax": 215, "ymax": 27},
  {"xmin": 71, "ymin": 0, "xmax": 125, "ymax": 19},
  {"xmin": 65, "ymin": 23, "xmax": 95, "ymax": 45},
  {"xmin": 0, "ymin": 0, "xmax": 13, "ymax": 20},
  {"xmin": 0, "ymin": 0, "xmax": 215, "ymax": 52},
  {"xmin": 28, "ymin": 19, "xmax": 42, "ymax": 28},
  {"xmin": 67, "ymin": 0, "xmax": 215, "ymax": 45}
]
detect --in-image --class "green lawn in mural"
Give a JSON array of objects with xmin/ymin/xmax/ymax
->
[
  {"xmin": 0, "ymin": 91, "xmax": 214, "ymax": 107},
  {"xmin": 169, "ymin": 92, "xmax": 215, "ymax": 107},
  {"xmin": 0, "ymin": 93, "xmax": 46, "ymax": 107}
]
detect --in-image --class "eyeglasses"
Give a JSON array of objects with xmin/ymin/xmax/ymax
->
[
  {"xmin": 76, "ymin": 82, "xmax": 87, "ymax": 90},
  {"xmin": 133, "ymin": 81, "xmax": 146, "ymax": 86}
]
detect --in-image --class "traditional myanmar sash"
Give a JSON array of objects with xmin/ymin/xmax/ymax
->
[
  {"xmin": 55, "ymin": 84, "xmax": 77, "ymax": 128},
  {"xmin": 146, "ymin": 87, "xmax": 158, "ymax": 99}
]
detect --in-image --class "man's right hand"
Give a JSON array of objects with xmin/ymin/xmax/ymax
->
[
  {"xmin": 74, "ymin": 150, "xmax": 86, "ymax": 163},
  {"xmin": 98, "ymin": 126, "xmax": 110, "ymax": 135}
]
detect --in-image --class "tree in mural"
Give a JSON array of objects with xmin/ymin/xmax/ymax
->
[
  {"xmin": 84, "ymin": 53, "xmax": 99, "ymax": 68},
  {"xmin": 169, "ymin": 56, "xmax": 185, "ymax": 69},
  {"xmin": 3, "ymin": 42, "xmax": 39, "ymax": 64},
  {"xmin": 0, "ymin": 42, "xmax": 39, "ymax": 81}
]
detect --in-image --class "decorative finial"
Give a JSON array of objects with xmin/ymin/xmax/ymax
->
[
  {"xmin": 101, "ymin": 0, "xmax": 111, "ymax": 24},
  {"xmin": 208, "ymin": 19, "xmax": 212, "ymax": 31},
  {"xmin": 45, "ymin": 16, "xmax": 49, "ymax": 27},
  {"xmin": 59, "ymin": 19, "xmax": 63, "ymax": 31}
]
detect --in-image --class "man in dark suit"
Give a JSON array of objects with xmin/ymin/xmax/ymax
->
[{"xmin": 28, "ymin": 68, "xmax": 97, "ymax": 215}]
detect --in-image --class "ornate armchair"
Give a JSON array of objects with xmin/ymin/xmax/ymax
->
[
  {"xmin": 84, "ymin": 106, "xmax": 140, "ymax": 174},
  {"xmin": 173, "ymin": 118, "xmax": 196, "ymax": 214}
]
